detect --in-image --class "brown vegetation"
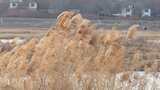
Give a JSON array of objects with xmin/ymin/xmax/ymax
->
[
  {"xmin": 127, "ymin": 24, "xmax": 140, "ymax": 39},
  {"xmin": 0, "ymin": 11, "xmax": 159, "ymax": 90}
]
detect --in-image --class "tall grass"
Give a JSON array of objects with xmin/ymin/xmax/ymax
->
[
  {"xmin": 0, "ymin": 11, "xmax": 159, "ymax": 90},
  {"xmin": 127, "ymin": 24, "xmax": 140, "ymax": 39}
]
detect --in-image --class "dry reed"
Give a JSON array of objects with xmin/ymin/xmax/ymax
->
[
  {"xmin": 127, "ymin": 24, "xmax": 140, "ymax": 39},
  {"xmin": 0, "ymin": 11, "xmax": 158, "ymax": 90}
]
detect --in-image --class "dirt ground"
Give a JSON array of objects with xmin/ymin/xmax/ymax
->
[
  {"xmin": 0, "ymin": 27, "xmax": 48, "ymax": 39},
  {"xmin": 0, "ymin": 26, "xmax": 160, "ymax": 39}
]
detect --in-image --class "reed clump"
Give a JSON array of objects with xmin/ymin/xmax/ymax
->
[
  {"xmin": 0, "ymin": 11, "xmax": 158, "ymax": 90},
  {"xmin": 127, "ymin": 24, "xmax": 140, "ymax": 39}
]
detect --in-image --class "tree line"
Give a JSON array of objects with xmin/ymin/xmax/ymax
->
[{"xmin": 45, "ymin": 0, "xmax": 160, "ymax": 16}]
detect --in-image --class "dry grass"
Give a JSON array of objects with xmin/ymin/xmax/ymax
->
[
  {"xmin": 127, "ymin": 24, "xmax": 140, "ymax": 39},
  {"xmin": 0, "ymin": 11, "xmax": 159, "ymax": 90}
]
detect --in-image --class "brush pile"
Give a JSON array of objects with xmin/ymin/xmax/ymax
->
[{"xmin": 0, "ymin": 11, "xmax": 159, "ymax": 90}]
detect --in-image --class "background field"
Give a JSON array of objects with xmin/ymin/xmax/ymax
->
[{"xmin": 0, "ymin": 17, "xmax": 160, "ymax": 39}]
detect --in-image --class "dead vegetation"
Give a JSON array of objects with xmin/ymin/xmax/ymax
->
[
  {"xmin": 127, "ymin": 24, "xmax": 140, "ymax": 39},
  {"xmin": 0, "ymin": 11, "xmax": 159, "ymax": 90}
]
